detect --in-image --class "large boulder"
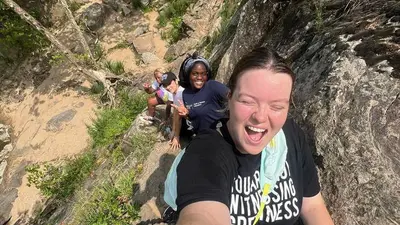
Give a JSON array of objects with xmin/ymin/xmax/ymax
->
[
  {"xmin": 212, "ymin": 0, "xmax": 400, "ymax": 224},
  {"xmin": 81, "ymin": 3, "xmax": 107, "ymax": 31}
]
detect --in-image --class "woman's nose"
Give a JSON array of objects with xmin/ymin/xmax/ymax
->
[{"xmin": 251, "ymin": 106, "xmax": 268, "ymax": 123}]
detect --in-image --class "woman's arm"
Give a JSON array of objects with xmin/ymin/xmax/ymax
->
[
  {"xmin": 177, "ymin": 201, "xmax": 231, "ymax": 225},
  {"xmin": 170, "ymin": 109, "xmax": 181, "ymax": 150},
  {"xmin": 143, "ymin": 83, "xmax": 156, "ymax": 94},
  {"xmin": 301, "ymin": 193, "xmax": 334, "ymax": 225}
]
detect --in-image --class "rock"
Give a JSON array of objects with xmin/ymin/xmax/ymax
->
[
  {"xmin": 140, "ymin": 0, "xmax": 150, "ymax": 7},
  {"xmin": 46, "ymin": 109, "xmax": 77, "ymax": 132},
  {"xmin": 82, "ymin": 3, "xmax": 106, "ymax": 31},
  {"xmin": 212, "ymin": 0, "xmax": 400, "ymax": 224},
  {"xmin": 115, "ymin": 14, "xmax": 123, "ymax": 23},
  {"xmin": 133, "ymin": 26, "xmax": 149, "ymax": 37},
  {"xmin": 0, "ymin": 160, "xmax": 7, "ymax": 185},
  {"xmin": 141, "ymin": 52, "xmax": 161, "ymax": 65},
  {"xmin": 0, "ymin": 144, "xmax": 13, "ymax": 160},
  {"xmin": 0, "ymin": 124, "xmax": 10, "ymax": 150},
  {"xmin": 102, "ymin": 0, "xmax": 118, "ymax": 10},
  {"xmin": 120, "ymin": 4, "xmax": 132, "ymax": 16},
  {"xmin": 163, "ymin": 38, "xmax": 198, "ymax": 61},
  {"xmin": 132, "ymin": 33, "xmax": 155, "ymax": 54}
]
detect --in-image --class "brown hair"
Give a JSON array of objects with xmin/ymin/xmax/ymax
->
[{"xmin": 227, "ymin": 47, "xmax": 295, "ymax": 95}]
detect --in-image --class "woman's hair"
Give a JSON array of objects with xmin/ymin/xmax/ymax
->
[
  {"xmin": 227, "ymin": 47, "xmax": 295, "ymax": 95},
  {"xmin": 154, "ymin": 68, "xmax": 164, "ymax": 76},
  {"xmin": 178, "ymin": 52, "xmax": 212, "ymax": 88}
]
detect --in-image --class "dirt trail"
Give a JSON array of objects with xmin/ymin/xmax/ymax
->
[{"xmin": 0, "ymin": 75, "xmax": 97, "ymax": 223}]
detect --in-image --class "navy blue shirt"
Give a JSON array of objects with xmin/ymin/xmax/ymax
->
[{"xmin": 182, "ymin": 80, "xmax": 229, "ymax": 134}]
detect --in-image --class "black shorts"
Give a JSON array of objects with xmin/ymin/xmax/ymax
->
[{"xmin": 155, "ymin": 93, "xmax": 166, "ymax": 104}]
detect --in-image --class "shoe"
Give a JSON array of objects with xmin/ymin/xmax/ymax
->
[
  {"xmin": 139, "ymin": 115, "xmax": 154, "ymax": 125},
  {"xmin": 162, "ymin": 206, "xmax": 178, "ymax": 223}
]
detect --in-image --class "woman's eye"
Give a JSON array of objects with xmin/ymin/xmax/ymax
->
[
  {"xmin": 239, "ymin": 99, "xmax": 253, "ymax": 105},
  {"xmin": 271, "ymin": 105, "xmax": 285, "ymax": 111}
]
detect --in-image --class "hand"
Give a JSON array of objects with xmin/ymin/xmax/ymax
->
[
  {"xmin": 143, "ymin": 83, "xmax": 150, "ymax": 90},
  {"xmin": 171, "ymin": 100, "xmax": 189, "ymax": 117},
  {"xmin": 169, "ymin": 136, "xmax": 180, "ymax": 150}
]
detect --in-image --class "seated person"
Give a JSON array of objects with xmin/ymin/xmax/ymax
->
[
  {"xmin": 142, "ymin": 68, "xmax": 173, "ymax": 123},
  {"xmin": 161, "ymin": 72, "xmax": 193, "ymax": 150},
  {"xmin": 168, "ymin": 52, "xmax": 229, "ymax": 149}
]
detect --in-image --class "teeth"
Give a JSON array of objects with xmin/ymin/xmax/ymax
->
[
  {"xmin": 195, "ymin": 81, "xmax": 203, "ymax": 84},
  {"xmin": 247, "ymin": 126, "xmax": 265, "ymax": 133}
]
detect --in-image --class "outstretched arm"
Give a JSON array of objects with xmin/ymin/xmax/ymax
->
[
  {"xmin": 170, "ymin": 109, "xmax": 181, "ymax": 150},
  {"xmin": 301, "ymin": 193, "xmax": 334, "ymax": 225},
  {"xmin": 177, "ymin": 201, "xmax": 231, "ymax": 225},
  {"xmin": 143, "ymin": 82, "xmax": 156, "ymax": 94}
]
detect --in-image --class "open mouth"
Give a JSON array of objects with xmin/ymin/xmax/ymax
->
[{"xmin": 245, "ymin": 125, "xmax": 266, "ymax": 143}]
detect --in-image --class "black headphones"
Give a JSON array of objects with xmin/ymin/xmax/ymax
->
[{"xmin": 178, "ymin": 53, "xmax": 212, "ymax": 89}]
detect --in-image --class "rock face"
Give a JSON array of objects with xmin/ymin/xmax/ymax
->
[
  {"xmin": 212, "ymin": 0, "xmax": 400, "ymax": 224},
  {"xmin": 82, "ymin": 3, "xmax": 107, "ymax": 31},
  {"xmin": 0, "ymin": 124, "xmax": 12, "ymax": 185},
  {"xmin": 0, "ymin": 124, "xmax": 10, "ymax": 151}
]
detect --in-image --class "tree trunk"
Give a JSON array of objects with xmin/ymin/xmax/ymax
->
[
  {"xmin": 59, "ymin": 0, "xmax": 94, "ymax": 61},
  {"xmin": 2, "ymin": 0, "xmax": 131, "ymax": 107}
]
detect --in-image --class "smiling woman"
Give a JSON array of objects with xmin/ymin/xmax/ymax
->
[
  {"xmin": 166, "ymin": 52, "xmax": 229, "ymax": 150},
  {"xmin": 163, "ymin": 47, "xmax": 334, "ymax": 225}
]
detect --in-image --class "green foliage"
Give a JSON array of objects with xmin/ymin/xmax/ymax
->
[
  {"xmin": 162, "ymin": 17, "xmax": 184, "ymax": 44},
  {"xmin": 111, "ymin": 145, "xmax": 125, "ymax": 165},
  {"xmin": 90, "ymin": 81, "xmax": 105, "ymax": 95},
  {"xmin": 76, "ymin": 53, "xmax": 94, "ymax": 66},
  {"xmin": 25, "ymin": 152, "xmax": 96, "ymax": 200},
  {"xmin": 0, "ymin": 3, "xmax": 50, "ymax": 59},
  {"xmin": 104, "ymin": 60, "xmax": 125, "ymax": 75},
  {"xmin": 107, "ymin": 41, "xmax": 130, "ymax": 53},
  {"xmin": 312, "ymin": 0, "xmax": 324, "ymax": 31},
  {"xmin": 88, "ymin": 92, "xmax": 147, "ymax": 148},
  {"xmin": 73, "ymin": 171, "xmax": 140, "ymax": 224},
  {"xmin": 131, "ymin": 0, "xmax": 144, "ymax": 9},
  {"xmin": 165, "ymin": 55, "xmax": 175, "ymax": 62},
  {"xmin": 158, "ymin": 0, "xmax": 194, "ymax": 27},
  {"xmin": 49, "ymin": 52, "xmax": 66, "ymax": 65},
  {"xmin": 93, "ymin": 43, "xmax": 105, "ymax": 61},
  {"xmin": 131, "ymin": 132, "xmax": 157, "ymax": 163},
  {"xmin": 69, "ymin": 1, "xmax": 84, "ymax": 13}
]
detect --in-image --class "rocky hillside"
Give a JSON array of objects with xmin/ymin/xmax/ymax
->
[{"xmin": 211, "ymin": 0, "xmax": 400, "ymax": 224}]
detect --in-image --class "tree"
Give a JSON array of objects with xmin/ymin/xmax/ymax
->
[
  {"xmin": 59, "ymin": 0, "xmax": 94, "ymax": 61},
  {"xmin": 2, "ymin": 0, "xmax": 132, "ymax": 107}
]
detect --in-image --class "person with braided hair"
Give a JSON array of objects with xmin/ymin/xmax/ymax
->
[{"xmin": 164, "ymin": 52, "xmax": 229, "ymax": 150}]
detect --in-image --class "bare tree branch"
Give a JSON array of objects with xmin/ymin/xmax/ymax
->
[{"xmin": 59, "ymin": 0, "xmax": 94, "ymax": 61}]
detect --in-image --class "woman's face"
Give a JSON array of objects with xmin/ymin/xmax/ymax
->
[
  {"xmin": 154, "ymin": 72, "xmax": 163, "ymax": 84},
  {"xmin": 189, "ymin": 63, "xmax": 208, "ymax": 90},
  {"xmin": 227, "ymin": 69, "xmax": 292, "ymax": 155},
  {"xmin": 165, "ymin": 80, "xmax": 178, "ymax": 94}
]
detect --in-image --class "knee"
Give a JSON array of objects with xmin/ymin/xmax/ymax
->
[{"xmin": 148, "ymin": 97, "xmax": 157, "ymax": 106}]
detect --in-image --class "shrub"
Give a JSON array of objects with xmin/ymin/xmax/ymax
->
[
  {"xmin": 88, "ymin": 92, "xmax": 147, "ymax": 148},
  {"xmin": 104, "ymin": 60, "xmax": 125, "ymax": 75},
  {"xmin": 0, "ymin": 3, "xmax": 50, "ymax": 59},
  {"xmin": 25, "ymin": 151, "xmax": 96, "ymax": 200},
  {"xmin": 72, "ymin": 171, "xmax": 141, "ymax": 224},
  {"xmin": 131, "ymin": 132, "xmax": 157, "ymax": 163},
  {"xmin": 157, "ymin": 0, "xmax": 194, "ymax": 27}
]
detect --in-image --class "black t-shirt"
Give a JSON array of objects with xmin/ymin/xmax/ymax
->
[
  {"xmin": 176, "ymin": 118, "xmax": 320, "ymax": 225},
  {"xmin": 182, "ymin": 80, "xmax": 229, "ymax": 134}
]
